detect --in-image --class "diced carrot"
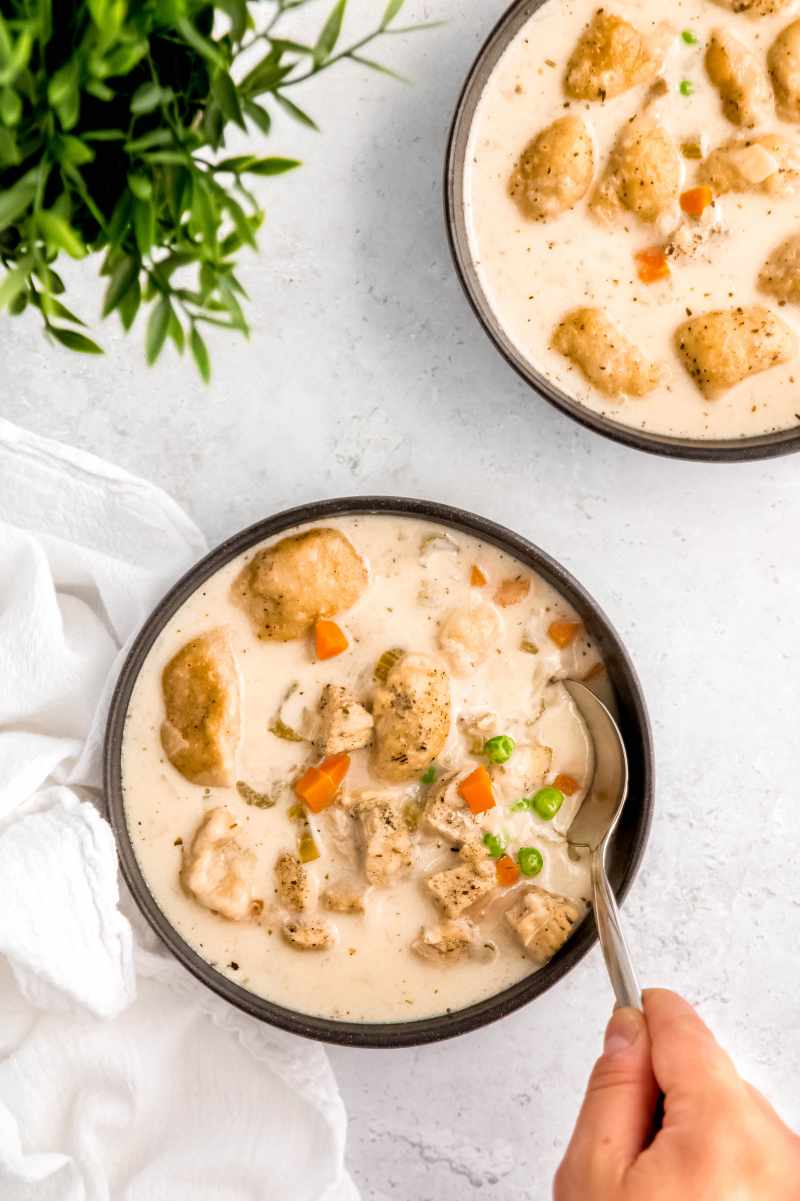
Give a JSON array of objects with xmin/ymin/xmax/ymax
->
[
  {"xmin": 680, "ymin": 185, "xmax": 713, "ymax": 219},
  {"xmin": 315, "ymin": 619, "xmax": 348, "ymax": 661},
  {"xmin": 548, "ymin": 619, "xmax": 581, "ymax": 649},
  {"xmin": 553, "ymin": 772, "xmax": 579, "ymax": 796},
  {"xmin": 496, "ymin": 855, "xmax": 520, "ymax": 887},
  {"xmin": 634, "ymin": 245, "xmax": 670, "ymax": 284},
  {"xmin": 294, "ymin": 752, "xmax": 351, "ymax": 813},
  {"xmin": 458, "ymin": 764, "xmax": 496, "ymax": 815},
  {"xmin": 494, "ymin": 576, "xmax": 531, "ymax": 607},
  {"xmin": 470, "ymin": 564, "xmax": 487, "ymax": 587}
]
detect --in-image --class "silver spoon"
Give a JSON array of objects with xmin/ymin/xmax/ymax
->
[{"xmin": 563, "ymin": 680, "xmax": 642, "ymax": 1010}]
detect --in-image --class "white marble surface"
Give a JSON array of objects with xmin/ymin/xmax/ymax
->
[{"xmin": 2, "ymin": 1, "xmax": 800, "ymax": 1196}]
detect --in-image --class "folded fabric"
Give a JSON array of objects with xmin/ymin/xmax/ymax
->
[{"xmin": 0, "ymin": 417, "xmax": 357, "ymax": 1201}]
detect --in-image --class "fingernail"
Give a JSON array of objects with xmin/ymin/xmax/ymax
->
[{"xmin": 603, "ymin": 1007, "xmax": 644, "ymax": 1056}]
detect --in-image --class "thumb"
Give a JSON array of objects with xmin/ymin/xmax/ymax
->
[{"xmin": 555, "ymin": 1008, "xmax": 659, "ymax": 1198}]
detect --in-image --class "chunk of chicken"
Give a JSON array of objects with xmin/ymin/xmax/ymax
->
[
  {"xmin": 322, "ymin": 880, "xmax": 368, "ymax": 914},
  {"xmin": 274, "ymin": 852, "xmax": 311, "ymax": 912},
  {"xmin": 714, "ymin": 0, "xmax": 791, "ymax": 13},
  {"xmin": 706, "ymin": 28, "xmax": 772, "ymax": 127},
  {"xmin": 505, "ymin": 887, "xmax": 581, "ymax": 966},
  {"xmin": 282, "ymin": 920, "xmax": 335, "ymax": 951},
  {"xmin": 317, "ymin": 684, "xmax": 373, "ymax": 755},
  {"xmin": 371, "ymin": 652, "xmax": 450, "ymax": 782},
  {"xmin": 181, "ymin": 807, "xmax": 260, "ymax": 921},
  {"xmin": 493, "ymin": 743, "xmax": 552, "ymax": 803},
  {"xmin": 565, "ymin": 10, "xmax": 668, "ymax": 101},
  {"xmin": 411, "ymin": 919, "xmax": 478, "ymax": 964},
  {"xmin": 424, "ymin": 771, "xmax": 484, "ymax": 846},
  {"xmin": 760, "ymin": 233, "xmax": 800, "ymax": 303},
  {"xmin": 426, "ymin": 843, "xmax": 496, "ymax": 919},
  {"xmin": 701, "ymin": 133, "xmax": 800, "ymax": 196},
  {"xmin": 675, "ymin": 306, "xmax": 797, "ymax": 399},
  {"xmin": 437, "ymin": 601, "xmax": 503, "ymax": 677},
  {"xmin": 769, "ymin": 20, "xmax": 800, "ymax": 122},
  {"xmin": 354, "ymin": 792, "xmax": 414, "ymax": 885},
  {"xmin": 232, "ymin": 527, "xmax": 367, "ymax": 641},
  {"xmin": 161, "ymin": 629, "xmax": 240, "ymax": 787},
  {"xmin": 591, "ymin": 112, "xmax": 681, "ymax": 224},
  {"xmin": 551, "ymin": 307, "xmax": 663, "ymax": 399},
  {"xmin": 507, "ymin": 116, "xmax": 595, "ymax": 221}
]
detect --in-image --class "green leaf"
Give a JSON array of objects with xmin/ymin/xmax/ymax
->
[
  {"xmin": 240, "ymin": 57, "xmax": 293, "ymax": 98},
  {"xmin": 107, "ymin": 191, "xmax": 132, "ymax": 244},
  {"xmin": 48, "ymin": 58, "xmax": 80, "ymax": 129},
  {"xmin": 0, "ymin": 127, "xmax": 20, "ymax": 167},
  {"xmin": 190, "ymin": 177, "xmax": 217, "ymax": 247},
  {"xmin": 127, "ymin": 172, "xmax": 152, "ymax": 200},
  {"xmin": 34, "ymin": 263, "xmax": 65, "ymax": 294},
  {"xmin": 83, "ymin": 129, "xmax": 126, "ymax": 141},
  {"xmin": 175, "ymin": 16, "xmax": 225, "ymax": 69},
  {"xmin": 130, "ymin": 83, "xmax": 174, "ymax": 115},
  {"xmin": 219, "ymin": 191, "xmax": 257, "ymax": 248},
  {"xmin": 55, "ymin": 134, "xmax": 95, "ymax": 165},
  {"xmin": 0, "ymin": 263, "xmax": 30, "ymax": 309},
  {"xmin": 270, "ymin": 38, "xmax": 314, "ymax": 56},
  {"xmin": 118, "ymin": 279, "xmax": 141, "ymax": 331},
  {"xmin": 38, "ymin": 294, "xmax": 86, "ymax": 326},
  {"xmin": 85, "ymin": 79, "xmax": 114, "ymax": 101},
  {"xmin": 0, "ymin": 86, "xmax": 22, "ymax": 125},
  {"xmin": 349, "ymin": 54, "xmax": 407, "ymax": 82},
  {"xmin": 314, "ymin": 0, "xmax": 347, "ymax": 66},
  {"xmin": 381, "ymin": 0, "xmax": 405, "ymax": 25},
  {"xmin": 190, "ymin": 325, "xmax": 210, "ymax": 382},
  {"xmin": 216, "ymin": 0, "xmax": 248, "ymax": 42},
  {"xmin": 0, "ymin": 177, "xmax": 35, "ymax": 230},
  {"xmin": 102, "ymin": 254, "xmax": 138, "ymax": 316},
  {"xmin": 214, "ymin": 155, "xmax": 256, "ymax": 173},
  {"xmin": 37, "ymin": 210, "xmax": 85, "ymax": 258},
  {"xmin": 245, "ymin": 156, "xmax": 301, "ymax": 176},
  {"xmin": 146, "ymin": 295, "xmax": 172, "ymax": 365},
  {"xmin": 8, "ymin": 289, "xmax": 27, "ymax": 315},
  {"xmin": 125, "ymin": 128, "xmax": 173, "ymax": 153},
  {"xmin": 142, "ymin": 149, "xmax": 190, "ymax": 166},
  {"xmin": 211, "ymin": 70, "xmax": 245, "ymax": 130},
  {"xmin": 243, "ymin": 99, "xmax": 271, "ymax": 134},
  {"xmin": 273, "ymin": 92, "xmax": 319, "ymax": 131},
  {"xmin": 133, "ymin": 197, "xmax": 155, "ymax": 255},
  {"xmin": 49, "ymin": 327, "xmax": 104, "ymax": 354},
  {"xmin": 168, "ymin": 309, "xmax": 185, "ymax": 353}
]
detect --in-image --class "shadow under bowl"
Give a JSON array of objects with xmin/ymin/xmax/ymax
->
[
  {"xmin": 444, "ymin": 0, "xmax": 800, "ymax": 463},
  {"xmin": 104, "ymin": 495, "xmax": 655, "ymax": 1047}
]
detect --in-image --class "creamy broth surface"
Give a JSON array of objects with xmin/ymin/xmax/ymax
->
[
  {"xmin": 466, "ymin": 0, "xmax": 800, "ymax": 440},
  {"xmin": 123, "ymin": 516, "xmax": 606, "ymax": 1024}
]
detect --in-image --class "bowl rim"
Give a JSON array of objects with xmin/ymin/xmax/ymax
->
[
  {"xmin": 104, "ymin": 494, "xmax": 655, "ymax": 1048},
  {"xmin": 443, "ymin": 0, "xmax": 800, "ymax": 464}
]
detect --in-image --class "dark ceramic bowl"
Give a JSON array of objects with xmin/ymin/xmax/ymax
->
[
  {"xmin": 104, "ymin": 496, "xmax": 654, "ymax": 1047},
  {"xmin": 444, "ymin": 0, "xmax": 800, "ymax": 463}
]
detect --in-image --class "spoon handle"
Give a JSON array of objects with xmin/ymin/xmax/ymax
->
[{"xmin": 591, "ymin": 849, "xmax": 642, "ymax": 1010}]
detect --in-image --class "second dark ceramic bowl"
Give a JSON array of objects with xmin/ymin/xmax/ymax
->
[
  {"xmin": 104, "ymin": 496, "xmax": 654, "ymax": 1047},
  {"xmin": 444, "ymin": 0, "xmax": 800, "ymax": 462}
]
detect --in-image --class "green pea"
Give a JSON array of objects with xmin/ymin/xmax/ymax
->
[
  {"xmin": 517, "ymin": 846, "xmax": 543, "ymax": 877},
  {"xmin": 482, "ymin": 831, "xmax": 506, "ymax": 859},
  {"xmin": 532, "ymin": 786, "xmax": 564, "ymax": 821},
  {"xmin": 421, "ymin": 765, "xmax": 437, "ymax": 785},
  {"xmin": 483, "ymin": 735, "xmax": 515, "ymax": 764},
  {"xmin": 681, "ymin": 29, "xmax": 698, "ymax": 44},
  {"xmin": 679, "ymin": 79, "xmax": 694, "ymax": 97}
]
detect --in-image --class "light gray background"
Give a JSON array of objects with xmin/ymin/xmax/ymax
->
[{"xmin": 2, "ymin": 2, "xmax": 798, "ymax": 1197}]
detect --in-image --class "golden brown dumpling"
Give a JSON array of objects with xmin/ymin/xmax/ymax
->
[
  {"xmin": 508, "ymin": 116, "xmax": 595, "ymax": 220},
  {"xmin": 706, "ymin": 28, "xmax": 772, "ymax": 127},
  {"xmin": 713, "ymin": 0, "xmax": 791, "ymax": 13},
  {"xmin": 565, "ymin": 9, "xmax": 666, "ymax": 101},
  {"xmin": 233, "ymin": 527, "xmax": 367, "ymax": 641},
  {"xmin": 551, "ymin": 307, "xmax": 663, "ymax": 399},
  {"xmin": 591, "ymin": 112, "xmax": 681, "ymax": 224},
  {"xmin": 674, "ymin": 306, "xmax": 797, "ymax": 398},
  {"xmin": 371, "ymin": 652, "xmax": 450, "ymax": 782},
  {"xmin": 701, "ymin": 132, "xmax": 800, "ymax": 196},
  {"xmin": 161, "ymin": 628, "xmax": 239, "ymax": 787},
  {"xmin": 759, "ymin": 233, "xmax": 800, "ymax": 303},
  {"xmin": 768, "ymin": 20, "xmax": 800, "ymax": 122}
]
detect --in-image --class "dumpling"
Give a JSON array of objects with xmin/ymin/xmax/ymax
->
[
  {"xmin": 233, "ymin": 527, "xmax": 367, "ymax": 641},
  {"xmin": 674, "ymin": 306, "xmax": 797, "ymax": 398},
  {"xmin": 706, "ymin": 28, "xmax": 772, "ymax": 127},
  {"xmin": 713, "ymin": 0, "xmax": 791, "ymax": 13},
  {"xmin": 508, "ymin": 116, "xmax": 595, "ymax": 220},
  {"xmin": 438, "ymin": 601, "xmax": 503, "ymax": 676},
  {"xmin": 181, "ymin": 807, "xmax": 260, "ymax": 921},
  {"xmin": 768, "ymin": 19, "xmax": 800, "ymax": 121},
  {"xmin": 591, "ymin": 112, "xmax": 681, "ymax": 224},
  {"xmin": 701, "ymin": 133, "xmax": 800, "ymax": 196},
  {"xmin": 551, "ymin": 307, "xmax": 663, "ymax": 399},
  {"xmin": 565, "ymin": 9, "xmax": 668, "ymax": 101},
  {"xmin": 371, "ymin": 653, "xmax": 450, "ymax": 782},
  {"xmin": 759, "ymin": 233, "xmax": 800, "ymax": 303},
  {"xmin": 161, "ymin": 628, "xmax": 240, "ymax": 787}
]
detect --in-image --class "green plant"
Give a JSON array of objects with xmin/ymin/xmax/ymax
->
[{"xmin": 0, "ymin": 0, "xmax": 434, "ymax": 378}]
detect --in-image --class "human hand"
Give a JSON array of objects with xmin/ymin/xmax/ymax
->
[{"xmin": 555, "ymin": 989, "xmax": 800, "ymax": 1201}]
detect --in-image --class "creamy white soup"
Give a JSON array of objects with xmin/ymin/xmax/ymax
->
[
  {"xmin": 122, "ymin": 515, "xmax": 609, "ymax": 1024},
  {"xmin": 465, "ymin": 0, "xmax": 800, "ymax": 441}
]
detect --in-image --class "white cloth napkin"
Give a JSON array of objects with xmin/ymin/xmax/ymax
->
[{"xmin": 0, "ymin": 418, "xmax": 358, "ymax": 1201}]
